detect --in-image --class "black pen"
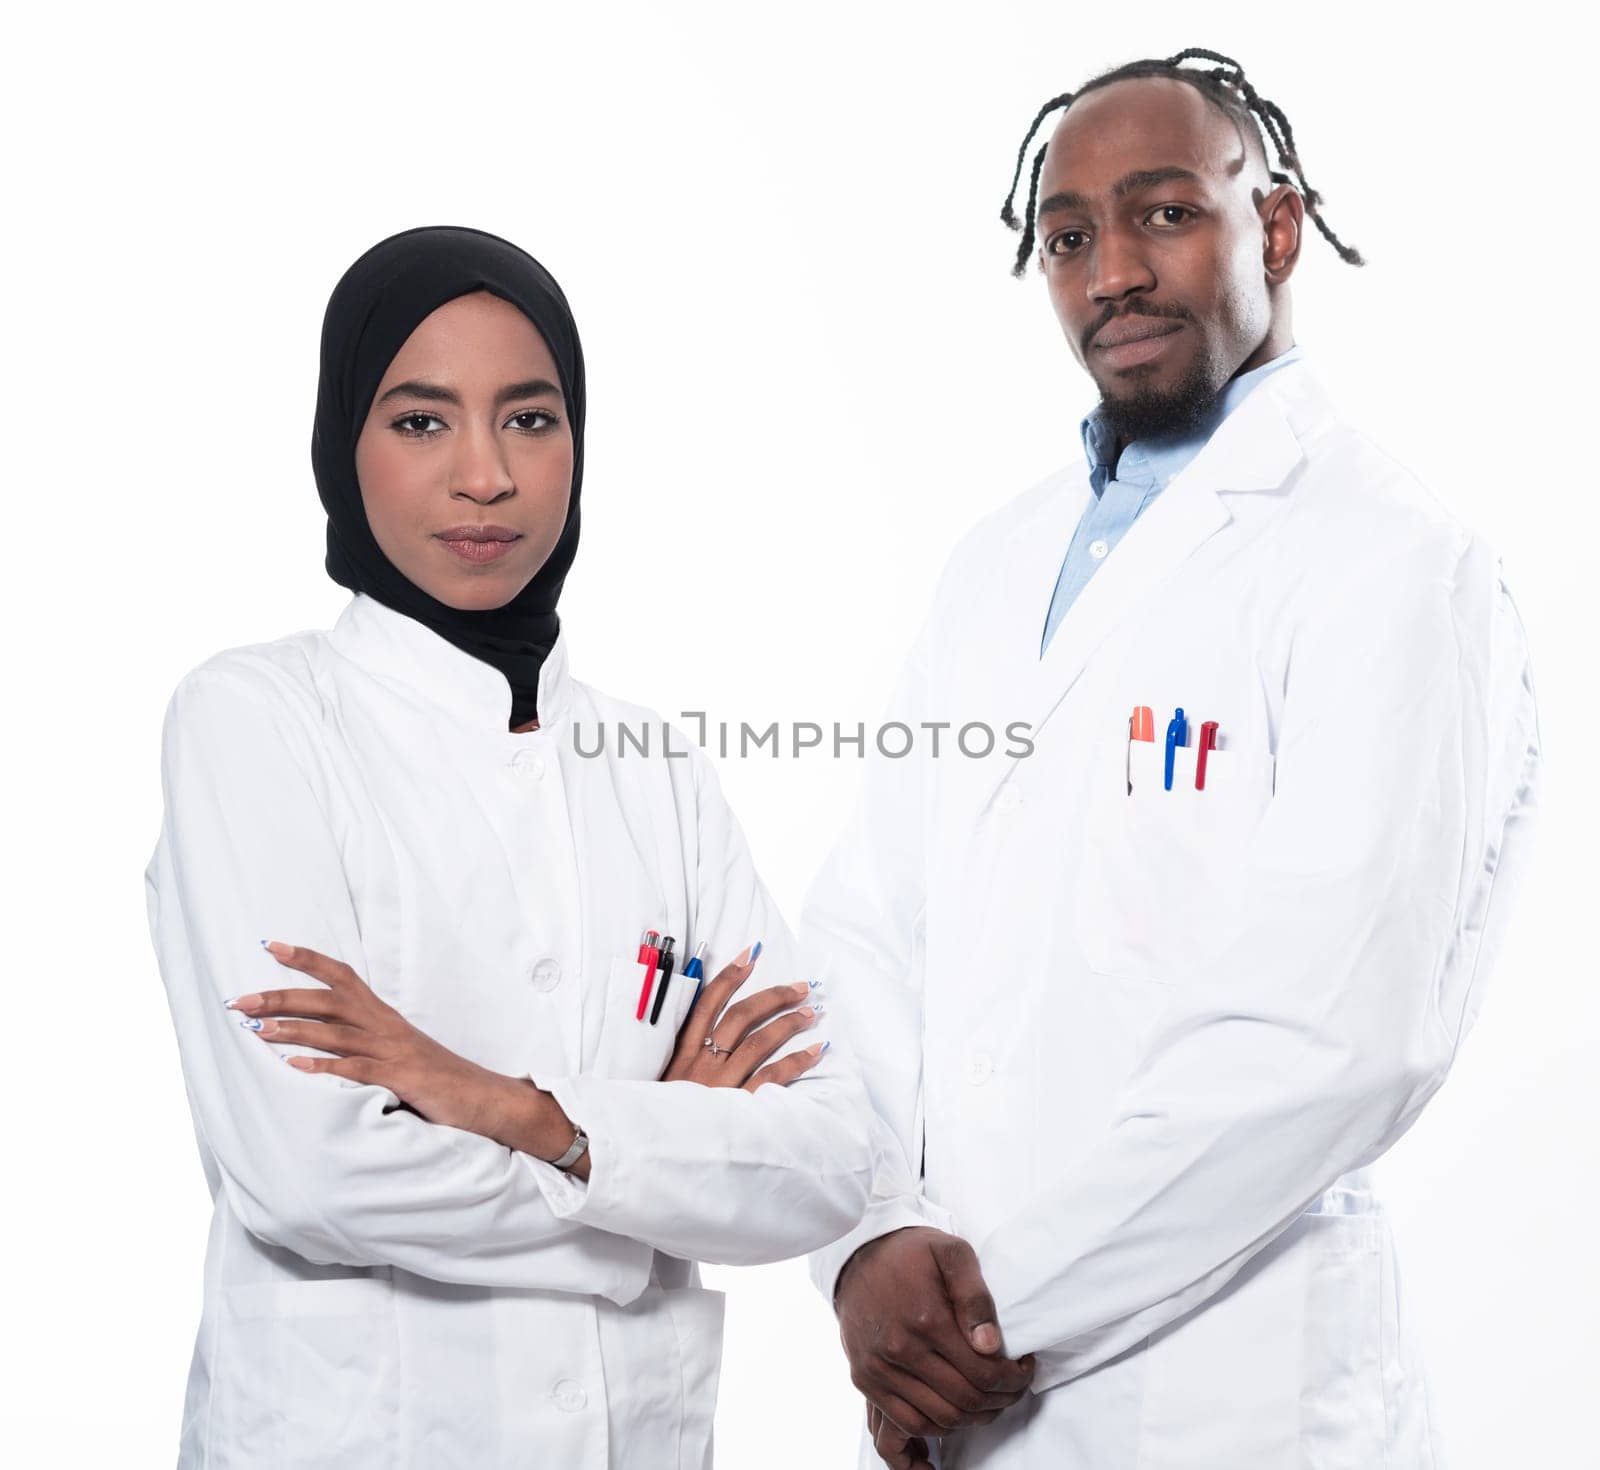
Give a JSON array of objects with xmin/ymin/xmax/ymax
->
[{"xmin": 648, "ymin": 936, "xmax": 677, "ymax": 1025}]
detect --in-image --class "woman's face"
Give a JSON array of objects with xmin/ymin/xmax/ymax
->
[{"xmin": 354, "ymin": 289, "xmax": 575, "ymax": 611}]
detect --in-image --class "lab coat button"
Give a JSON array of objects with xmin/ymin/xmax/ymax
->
[
  {"xmin": 964, "ymin": 1051, "xmax": 993, "ymax": 1086},
  {"xmin": 552, "ymin": 1378, "xmax": 587, "ymax": 1412},
  {"xmin": 511, "ymin": 747, "xmax": 545, "ymax": 779},
  {"xmin": 1089, "ymin": 538, "xmax": 1110, "ymax": 560},
  {"xmin": 530, "ymin": 957, "xmax": 562, "ymax": 992},
  {"xmin": 995, "ymin": 782, "xmax": 1022, "ymax": 812}
]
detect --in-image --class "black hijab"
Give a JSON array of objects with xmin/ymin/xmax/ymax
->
[{"xmin": 311, "ymin": 225, "xmax": 585, "ymax": 729}]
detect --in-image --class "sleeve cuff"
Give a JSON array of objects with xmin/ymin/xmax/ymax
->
[
  {"xmin": 532, "ymin": 1073, "xmax": 631, "ymax": 1231},
  {"xmin": 807, "ymin": 1191, "xmax": 956, "ymax": 1307}
]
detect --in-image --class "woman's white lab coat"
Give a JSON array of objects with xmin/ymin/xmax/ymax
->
[
  {"xmin": 145, "ymin": 590, "xmax": 873, "ymax": 1470},
  {"xmin": 802, "ymin": 357, "xmax": 1542, "ymax": 1468}
]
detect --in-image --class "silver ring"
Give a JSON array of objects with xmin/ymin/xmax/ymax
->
[{"xmin": 702, "ymin": 1036, "xmax": 730, "ymax": 1057}]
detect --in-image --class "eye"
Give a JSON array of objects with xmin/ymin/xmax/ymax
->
[
  {"xmin": 392, "ymin": 411, "xmax": 446, "ymax": 438},
  {"xmin": 1046, "ymin": 229, "xmax": 1088, "ymax": 256},
  {"xmin": 1147, "ymin": 204, "xmax": 1196, "ymax": 228},
  {"xmin": 507, "ymin": 408, "xmax": 560, "ymax": 433}
]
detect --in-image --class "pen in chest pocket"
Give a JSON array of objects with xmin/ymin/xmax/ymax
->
[
  {"xmin": 1164, "ymin": 706, "xmax": 1188, "ymax": 790},
  {"xmin": 648, "ymin": 937, "xmax": 678, "ymax": 1025},
  {"xmin": 1195, "ymin": 720, "xmax": 1220, "ymax": 790},
  {"xmin": 634, "ymin": 929, "xmax": 661, "ymax": 1020},
  {"xmin": 683, "ymin": 941, "xmax": 708, "ymax": 1010},
  {"xmin": 1128, "ymin": 705, "xmax": 1155, "ymax": 792}
]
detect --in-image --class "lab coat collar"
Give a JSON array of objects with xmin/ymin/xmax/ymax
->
[
  {"xmin": 968, "ymin": 355, "xmax": 1334, "ymax": 812},
  {"xmin": 327, "ymin": 591, "xmax": 573, "ymax": 737}
]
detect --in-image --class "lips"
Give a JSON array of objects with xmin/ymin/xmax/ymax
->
[
  {"xmin": 434, "ymin": 525, "xmax": 522, "ymax": 543},
  {"xmin": 1092, "ymin": 317, "xmax": 1185, "ymax": 350}
]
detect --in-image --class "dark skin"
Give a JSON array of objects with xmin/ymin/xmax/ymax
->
[
  {"xmin": 1037, "ymin": 75, "xmax": 1304, "ymax": 458},
  {"xmin": 838, "ymin": 76, "xmax": 1308, "ymax": 1468}
]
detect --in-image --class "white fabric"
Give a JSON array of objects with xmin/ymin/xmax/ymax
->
[
  {"xmin": 804, "ymin": 356, "xmax": 1542, "ymax": 1469},
  {"xmin": 145, "ymin": 590, "xmax": 873, "ymax": 1469}
]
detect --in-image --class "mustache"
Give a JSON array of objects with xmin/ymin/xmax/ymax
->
[{"xmin": 1082, "ymin": 299, "xmax": 1193, "ymax": 355}]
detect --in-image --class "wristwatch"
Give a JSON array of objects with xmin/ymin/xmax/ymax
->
[{"xmin": 551, "ymin": 1123, "xmax": 590, "ymax": 1172}]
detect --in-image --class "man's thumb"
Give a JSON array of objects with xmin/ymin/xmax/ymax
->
[{"xmin": 934, "ymin": 1236, "xmax": 1001, "ymax": 1353}]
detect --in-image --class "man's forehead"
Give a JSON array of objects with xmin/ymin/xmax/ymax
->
[{"xmin": 1040, "ymin": 78, "xmax": 1255, "ymax": 193}]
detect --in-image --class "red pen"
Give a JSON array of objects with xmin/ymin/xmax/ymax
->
[
  {"xmin": 635, "ymin": 929, "xmax": 661, "ymax": 1020},
  {"xmin": 1195, "ymin": 721, "xmax": 1220, "ymax": 790}
]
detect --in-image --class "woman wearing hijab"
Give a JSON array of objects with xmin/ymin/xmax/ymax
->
[{"xmin": 144, "ymin": 225, "xmax": 874, "ymax": 1469}]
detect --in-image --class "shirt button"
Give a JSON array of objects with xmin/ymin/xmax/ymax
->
[
  {"xmin": 552, "ymin": 1378, "xmax": 587, "ymax": 1412},
  {"xmin": 1089, "ymin": 538, "xmax": 1110, "ymax": 560},
  {"xmin": 995, "ymin": 782, "xmax": 1022, "ymax": 812},
  {"xmin": 965, "ymin": 1051, "xmax": 993, "ymax": 1086},
  {"xmin": 530, "ymin": 957, "xmax": 562, "ymax": 992},
  {"xmin": 511, "ymin": 747, "xmax": 545, "ymax": 779}
]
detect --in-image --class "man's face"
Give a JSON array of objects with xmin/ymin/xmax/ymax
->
[{"xmin": 1034, "ymin": 77, "xmax": 1297, "ymax": 439}]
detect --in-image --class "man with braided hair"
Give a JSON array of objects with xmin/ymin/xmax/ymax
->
[{"xmin": 804, "ymin": 48, "xmax": 1541, "ymax": 1470}]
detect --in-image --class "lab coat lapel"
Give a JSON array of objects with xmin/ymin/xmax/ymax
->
[{"xmin": 972, "ymin": 380, "xmax": 1308, "ymax": 811}]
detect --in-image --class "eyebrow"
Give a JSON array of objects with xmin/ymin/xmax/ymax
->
[
  {"xmin": 1038, "ymin": 166, "xmax": 1204, "ymax": 218},
  {"xmin": 375, "ymin": 377, "xmax": 563, "ymax": 408}
]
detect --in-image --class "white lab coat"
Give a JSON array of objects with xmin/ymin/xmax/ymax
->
[
  {"xmin": 145, "ymin": 589, "xmax": 873, "ymax": 1470},
  {"xmin": 804, "ymin": 356, "xmax": 1542, "ymax": 1469}
]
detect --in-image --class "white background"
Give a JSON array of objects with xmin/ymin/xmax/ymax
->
[{"xmin": 5, "ymin": 2, "xmax": 1594, "ymax": 1465}]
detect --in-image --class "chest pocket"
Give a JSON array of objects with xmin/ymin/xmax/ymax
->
[
  {"xmin": 1071, "ymin": 727, "xmax": 1276, "ymax": 985},
  {"xmin": 591, "ymin": 949, "xmax": 702, "ymax": 1080}
]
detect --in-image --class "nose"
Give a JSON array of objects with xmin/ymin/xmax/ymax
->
[
  {"xmin": 450, "ymin": 421, "xmax": 515, "ymax": 503},
  {"xmin": 1086, "ymin": 226, "xmax": 1156, "ymax": 307}
]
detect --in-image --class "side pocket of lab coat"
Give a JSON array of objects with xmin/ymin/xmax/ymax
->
[
  {"xmin": 663, "ymin": 1285, "xmax": 727, "ymax": 1470},
  {"xmin": 1134, "ymin": 1205, "xmax": 1385, "ymax": 1468},
  {"xmin": 1072, "ymin": 737, "xmax": 1277, "ymax": 986},
  {"xmin": 592, "ymin": 951, "xmax": 698, "ymax": 1081},
  {"xmin": 216, "ymin": 1274, "xmax": 399, "ymax": 1467}
]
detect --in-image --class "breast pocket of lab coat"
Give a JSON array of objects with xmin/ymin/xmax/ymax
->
[
  {"xmin": 591, "ymin": 950, "xmax": 701, "ymax": 1081},
  {"xmin": 1071, "ymin": 726, "xmax": 1276, "ymax": 986}
]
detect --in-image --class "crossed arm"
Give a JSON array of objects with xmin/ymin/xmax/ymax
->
[{"xmin": 148, "ymin": 664, "xmax": 874, "ymax": 1299}]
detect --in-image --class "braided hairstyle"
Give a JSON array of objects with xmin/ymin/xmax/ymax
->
[{"xmin": 1000, "ymin": 47, "xmax": 1364, "ymax": 278}]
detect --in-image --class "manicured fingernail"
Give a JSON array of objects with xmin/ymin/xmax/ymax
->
[
  {"xmin": 807, "ymin": 979, "xmax": 823, "ymax": 990},
  {"xmin": 820, "ymin": 1039, "xmax": 830, "ymax": 1053},
  {"xmin": 791, "ymin": 982, "xmax": 810, "ymax": 997},
  {"xmin": 732, "ymin": 944, "xmax": 752, "ymax": 965},
  {"xmin": 286, "ymin": 1056, "xmax": 313, "ymax": 1070},
  {"xmin": 239, "ymin": 1018, "xmax": 263, "ymax": 1032},
  {"xmin": 810, "ymin": 1040, "xmax": 828, "ymax": 1056},
  {"xmin": 809, "ymin": 1001, "xmax": 826, "ymax": 1017},
  {"xmin": 749, "ymin": 940, "xmax": 763, "ymax": 964},
  {"xmin": 229, "ymin": 993, "xmax": 262, "ymax": 1012},
  {"xmin": 262, "ymin": 939, "xmax": 289, "ymax": 958}
]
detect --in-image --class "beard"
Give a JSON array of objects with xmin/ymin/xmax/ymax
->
[{"xmin": 1092, "ymin": 352, "xmax": 1222, "ymax": 445}]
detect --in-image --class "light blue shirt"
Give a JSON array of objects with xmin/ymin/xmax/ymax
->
[{"xmin": 1039, "ymin": 344, "xmax": 1305, "ymax": 655}]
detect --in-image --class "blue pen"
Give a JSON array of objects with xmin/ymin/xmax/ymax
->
[
  {"xmin": 1164, "ymin": 706, "xmax": 1188, "ymax": 790},
  {"xmin": 683, "ymin": 941, "xmax": 709, "ymax": 1011}
]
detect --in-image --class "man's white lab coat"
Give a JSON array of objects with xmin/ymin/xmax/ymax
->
[{"xmin": 805, "ymin": 357, "xmax": 1541, "ymax": 1468}]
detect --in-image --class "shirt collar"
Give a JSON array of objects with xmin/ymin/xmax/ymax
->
[
  {"xmin": 1079, "ymin": 343, "xmax": 1306, "ymax": 498},
  {"xmin": 327, "ymin": 591, "xmax": 572, "ymax": 738}
]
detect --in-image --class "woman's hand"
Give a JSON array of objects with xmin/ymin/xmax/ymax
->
[
  {"xmin": 229, "ymin": 940, "xmax": 513, "ymax": 1140},
  {"xmin": 658, "ymin": 949, "xmax": 826, "ymax": 1090}
]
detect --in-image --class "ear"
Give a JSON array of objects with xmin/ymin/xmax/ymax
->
[{"xmin": 1259, "ymin": 182, "xmax": 1304, "ymax": 283}]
